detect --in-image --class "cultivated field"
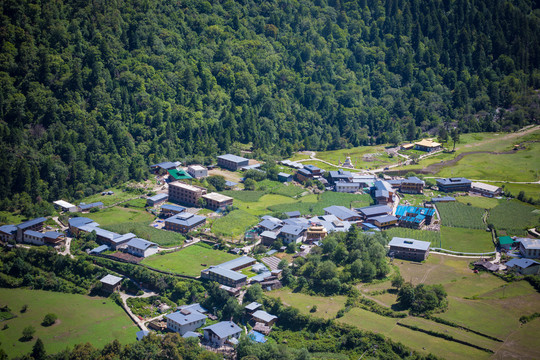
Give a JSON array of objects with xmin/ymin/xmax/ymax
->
[
  {"xmin": 141, "ymin": 243, "xmax": 237, "ymax": 276},
  {"xmin": 456, "ymin": 196, "xmax": 500, "ymax": 209},
  {"xmin": 267, "ymin": 289, "xmax": 346, "ymax": 319},
  {"xmin": 440, "ymin": 226, "xmax": 494, "ymax": 253},
  {"xmin": 488, "ymin": 200, "xmax": 539, "ymax": 235},
  {"xmin": 436, "ymin": 202, "xmax": 486, "ymax": 229},
  {"xmin": 77, "ymin": 187, "xmax": 142, "ymax": 207},
  {"xmin": 0, "ymin": 288, "xmax": 137, "ymax": 357}
]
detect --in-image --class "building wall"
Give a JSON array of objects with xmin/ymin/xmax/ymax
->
[
  {"xmin": 127, "ymin": 245, "xmax": 159, "ymax": 258},
  {"xmin": 16, "ymin": 222, "xmax": 45, "ymax": 242},
  {"xmin": 389, "ymin": 246, "xmax": 429, "ymax": 261},
  {"xmin": 188, "ymin": 168, "xmax": 208, "ymax": 178},
  {"xmin": 217, "ymin": 158, "xmax": 249, "ymax": 171},
  {"xmin": 23, "ymin": 233, "xmax": 45, "ymax": 246},
  {"xmin": 102, "ymin": 283, "xmax": 121, "ymax": 293},
  {"xmin": 0, "ymin": 232, "xmax": 16, "ymax": 243},
  {"xmin": 167, "ymin": 317, "xmax": 206, "ymax": 335},
  {"xmin": 201, "ymin": 270, "xmax": 246, "ymax": 287},
  {"xmin": 335, "ymin": 184, "xmax": 359, "ymax": 193},
  {"xmin": 205, "ymin": 198, "xmax": 233, "ymax": 211},
  {"xmin": 520, "ymin": 243, "xmax": 540, "ymax": 258},
  {"xmin": 401, "ymin": 183, "xmax": 423, "ymax": 194},
  {"xmin": 204, "ymin": 329, "xmax": 241, "ymax": 346},
  {"xmin": 281, "ymin": 233, "xmax": 302, "ymax": 244},
  {"xmin": 437, "ymin": 183, "xmax": 471, "ymax": 192},
  {"xmin": 169, "ymin": 183, "xmax": 207, "ymax": 206},
  {"xmin": 165, "ymin": 219, "xmax": 205, "ymax": 233},
  {"xmin": 147, "ymin": 197, "xmax": 167, "ymax": 206}
]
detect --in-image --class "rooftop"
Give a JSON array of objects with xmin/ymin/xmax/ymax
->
[
  {"xmin": 324, "ymin": 205, "xmax": 359, "ymax": 220},
  {"xmin": 24, "ymin": 230, "xmax": 44, "ymax": 238},
  {"xmin": 280, "ymin": 224, "xmax": 304, "ymax": 236},
  {"xmin": 203, "ymin": 321, "xmax": 242, "ymax": 339},
  {"xmin": 17, "ymin": 217, "xmax": 47, "ymax": 230},
  {"xmin": 471, "ymin": 182, "xmax": 501, "ymax": 192},
  {"xmin": 499, "ymin": 236, "xmax": 515, "ymax": 245},
  {"xmin": 127, "ymin": 238, "xmax": 157, "ymax": 250},
  {"xmin": 0, "ymin": 224, "xmax": 17, "ymax": 234},
  {"xmin": 218, "ymin": 256, "xmax": 256, "ymax": 270},
  {"xmin": 202, "ymin": 192, "xmax": 233, "ymax": 202},
  {"xmin": 205, "ymin": 267, "xmax": 246, "ymax": 281},
  {"xmin": 79, "ymin": 202, "xmax": 104, "ymax": 210},
  {"xmin": 285, "ymin": 211, "xmax": 301, "ymax": 218},
  {"xmin": 278, "ymin": 172, "xmax": 292, "ymax": 178},
  {"xmin": 100, "ymin": 274, "xmax": 123, "ymax": 286},
  {"xmin": 506, "ymin": 258, "xmax": 540, "ymax": 269},
  {"xmin": 520, "ymin": 238, "xmax": 540, "ymax": 250},
  {"xmin": 252, "ymin": 310, "xmax": 277, "ymax": 323},
  {"xmin": 167, "ymin": 310, "xmax": 207, "ymax": 324},
  {"xmin": 188, "ymin": 165, "xmax": 206, "ymax": 171},
  {"xmin": 260, "ymin": 231, "xmax": 278, "ymax": 240},
  {"xmin": 218, "ymin": 154, "xmax": 249, "ymax": 163},
  {"xmin": 371, "ymin": 215, "xmax": 398, "ymax": 223},
  {"xmin": 151, "ymin": 161, "xmax": 179, "ymax": 170},
  {"xmin": 415, "ymin": 139, "xmax": 441, "ymax": 148},
  {"xmin": 168, "ymin": 169, "xmax": 192, "ymax": 180},
  {"xmin": 245, "ymin": 302, "xmax": 263, "ymax": 311},
  {"xmin": 403, "ymin": 176, "xmax": 425, "ymax": 185},
  {"xmin": 161, "ymin": 204, "xmax": 186, "ymax": 212},
  {"xmin": 258, "ymin": 219, "xmax": 282, "ymax": 231},
  {"xmin": 68, "ymin": 217, "xmax": 95, "ymax": 228},
  {"xmin": 436, "ymin": 177, "xmax": 472, "ymax": 186},
  {"xmin": 169, "ymin": 181, "xmax": 205, "ymax": 192},
  {"xmin": 53, "ymin": 200, "xmax": 76, "ymax": 208},
  {"xmin": 356, "ymin": 205, "xmax": 392, "ymax": 217},
  {"xmin": 389, "ymin": 237, "xmax": 431, "ymax": 251},
  {"xmin": 165, "ymin": 213, "xmax": 206, "ymax": 226},
  {"xmin": 431, "ymin": 196, "xmax": 456, "ymax": 202},
  {"xmin": 148, "ymin": 193, "xmax": 168, "ymax": 202}
]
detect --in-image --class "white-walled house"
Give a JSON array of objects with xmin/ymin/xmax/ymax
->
[
  {"xmin": 166, "ymin": 309, "xmax": 207, "ymax": 335},
  {"xmin": 202, "ymin": 321, "xmax": 242, "ymax": 346},
  {"xmin": 126, "ymin": 238, "xmax": 159, "ymax": 257}
]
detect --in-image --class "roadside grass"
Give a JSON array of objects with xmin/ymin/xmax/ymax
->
[
  {"xmin": 288, "ymin": 153, "xmax": 311, "ymax": 161},
  {"xmin": 0, "ymin": 288, "xmax": 136, "ymax": 357},
  {"xmin": 440, "ymin": 226, "xmax": 494, "ymax": 253},
  {"xmin": 455, "ymin": 196, "xmax": 500, "ymax": 209},
  {"xmin": 436, "ymin": 202, "xmax": 486, "ymax": 229},
  {"xmin": 211, "ymin": 210, "xmax": 259, "ymax": 239},
  {"xmin": 488, "ymin": 200, "xmax": 539, "ymax": 234},
  {"xmin": 141, "ymin": 243, "xmax": 237, "ymax": 276},
  {"xmin": 385, "ymin": 228, "xmax": 441, "ymax": 247},
  {"xmin": 77, "ymin": 188, "xmax": 140, "ymax": 207},
  {"xmin": 267, "ymin": 288, "xmax": 346, "ymax": 319}
]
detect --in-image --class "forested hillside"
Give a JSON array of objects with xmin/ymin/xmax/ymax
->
[{"xmin": 1, "ymin": 0, "xmax": 539, "ymax": 214}]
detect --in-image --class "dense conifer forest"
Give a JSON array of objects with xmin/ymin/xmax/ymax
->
[{"xmin": 1, "ymin": 0, "xmax": 539, "ymax": 213}]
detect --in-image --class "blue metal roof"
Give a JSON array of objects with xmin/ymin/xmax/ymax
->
[
  {"xmin": 68, "ymin": 217, "xmax": 95, "ymax": 227},
  {"xmin": 218, "ymin": 154, "xmax": 249, "ymax": 163},
  {"xmin": 17, "ymin": 217, "xmax": 47, "ymax": 230},
  {"xmin": 161, "ymin": 204, "xmax": 186, "ymax": 212},
  {"xmin": 324, "ymin": 205, "xmax": 358, "ymax": 220},
  {"xmin": 304, "ymin": 164, "xmax": 321, "ymax": 172},
  {"xmin": 44, "ymin": 231, "xmax": 64, "ymax": 239},
  {"xmin": 0, "ymin": 224, "xmax": 17, "ymax": 234},
  {"xmin": 203, "ymin": 321, "xmax": 242, "ymax": 339},
  {"xmin": 24, "ymin": 230, "xmax": 44, "ymax": 238},
  {"xmin": 219, "ymin": 256, "xmax": 256, "ymax": 270},
  {"xmin": 136, "ymin": 330, "xmax": 149, "ymax": 341},
  {"xmin": 127, "ymin": 238, "xmax": 156, "ymax": 250},
  {"xmin": 250, "ymin": 271, "xmax": 272, "ymax": 282},
  {"xmin": 148, "ymin": 193, "xmax": 168, "ymax": 202}
]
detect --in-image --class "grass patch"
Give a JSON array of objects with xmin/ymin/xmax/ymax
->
[
  {"xmin": 440, "ymin": 226, "xmax": 494, "ymax": 253},
  {"xmin": 385, "ymin": 228, "xmax": 441, "ymax": 247},
  {"xmin": 211, "ymin": 210, "xmax": 259, "ymax": 239},
  {"xmin": 0, "ymin": 211, "xmax": 28, "ymax": 226},
  {"xmin": 314, "ymin": 145, "xmax": 400, "ymax": 170},
  {"xmin": 141, "ymin": 243, "xmax": 238, "ymax": 276},
  {"xmin": 488, "ymin": 200, "xmax": 539, "ymax": 234},
  {"xmin": 496, "ymin": 182, "xmax": 540, "ymax": 201},
  {"xmin": 77, "ymin": 187, "xmax": 141, "ymax": 207},
  {"xmin": 85, "ymin": 207, "xmax": 154, "ymax": 227},
  {"xmin": 456, "ymin": 196, "xmax": 500, "ymax": 209},
  {"xmin": 0, "ymin": 288, "xmax": 137, "ymax": 357},
  {"xmin": 221, "ymin": 190, "xmax": 265, "ymax": 202},
  {"xmin": 436, "ymin": 202, "xmax": 486, "ymax": 229},
  {"xmin": 267, "ymin": 288, "xmax": 346, "ymax": 319},
  {"xmin": 257, "ymin": 180, "xmax": 306, "ymax": 198},
  {"xmin": 122, "ymin": 198, "xmax": 147, "ymax": 209},
  {"xmin": 268, "ymin": 192, "xmax": 372, "ymax": 216}
]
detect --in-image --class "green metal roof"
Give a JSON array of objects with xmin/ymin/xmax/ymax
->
[
  {"xmin": 168, "ymin": 169, "xmax": 192, "ymax": 180},
  {"xmin": 499, "ymin": 236, "xmax": 514, "ymax": 245}
]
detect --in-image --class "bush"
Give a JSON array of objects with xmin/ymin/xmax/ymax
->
[
  {"xmin": 21, "ymin": 326, "xmax": 35, "ymax": 341},
  {"xmin": 42, "ymin": 313, "xmax": 58, "ymax": 326},
  {"xmin": 20, "ymin": 304, "xmax": 28, "ymax": 313},
  {"xmin": 310, "ymin": 305, "xmax": 317, "ymax": 313}
]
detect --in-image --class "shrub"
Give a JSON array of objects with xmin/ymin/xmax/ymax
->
[
  {"xmin": 21, "ymin": 326, "xmax": 35, "ymax": 341},
  {"xmin": 42, "ymin": 313, "xmax": 58, "ymax": 326},
  {"xmin": 310, "ymin": 305, "xmax": 317, "ymax": 313}
]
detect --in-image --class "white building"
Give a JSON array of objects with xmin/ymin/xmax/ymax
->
[
  {"xmin": 166, "ymin": 309, "xmax": 207, "ymax": 335},
  {"xmin": 187, "ymin": 165, "xmax": 208, "ymax": 179},
  {"xmin": 335, "ymin": 182, "xmax": 361, "ymax": 193},
  {"xmin": 519, "ymin": 238, "xmax": 540, "ymax": 258},
  {"xmin": 126, "ymin": 238, "xmax": 159, "ymax": 257},
  {"xmin": 53, "ymin": 200, "xmax": 78, "ymax": 212},
  {"xmin": 471, "ymin": 182, "xmax": 502, "ymax": 197},
  {"xmin": 202, "ymin": 321, "xmax": 242, "ymax": 346}
]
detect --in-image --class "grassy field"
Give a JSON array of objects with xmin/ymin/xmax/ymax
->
[
  {"xmin": 488, "ymin": 200, "xmax": 539, "ymax": 234},
  {"xmin": 220, "ymin": 190, "xmax": 266, "ymax": 202},
  {"xmin": 141, "ymin": 243, "xmax": 237, "ymax": 276},
  {"xmin": 313, "ymin": 145, "xmax": 401, "ymax": 170},
  {"xmin": 436, "ymin": 202, "xmax": 486, "ymax": 229},
  {"xmin": 455, "ymin": 196, "xmax": 501, "ymax": 209},
  {"xmin": 211, "ymin": 210, "xmax": 259, "ymax": 239},
  {"xmin": 496, "ymin": 182, "xmax": 540, "ymax": 201},
  {"xmin": 267, "ymin": 289, "xmax": 346, "ymax": 319},
  {"xmin": 235, "ymin": 194, "xmax": 298, "ymax": 216},
  {"xmin": 268, "ymin": 192, "xmax": 372, "ymax": 216},
  {"xmin": 440, "ymin": 226, "xmax": 494, "ymax": 252},
  {"xmin": 0, "ymin": 288, "xmax": 137, "ymax": 357},
  {"xmin": 77, "ymin": 188, "xmax": 142, "ymax": 207},
  {"xmin": 0, "ymin": 211, "xmax": 29, "ymax": 226},
  {"xmin": 256, "ymin": 180, "xmax": 306, "ymax": 198},
  {"xmin": 86, "ymin": 206, "xmax": 184, "ymax": 247}
]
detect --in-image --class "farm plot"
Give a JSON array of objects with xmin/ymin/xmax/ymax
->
[
  {"xmin": 436, "ymin": 202, "xmax": 486, "ymax": 229},
  {"xmin": 385, "ymin": 228, "xmax": 441, "ymax": 247},
  {"xmin": 211, "ymin": 209, "xmax": 259, "ymax": 239},
  {"xmin": 488, "ymin": 200, "xmax": 539, "ymax": 234},
  {"xmin": 220, "ymin": 190, "xmax": 265, "ymax": 202}
]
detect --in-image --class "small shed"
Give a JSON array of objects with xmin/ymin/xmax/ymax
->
[
  {"xmin": 499, "ymin": 236, "xmax": 516, "ymax": 250},
  {"xmin": 100, "ymin": 274, "xmax": 123, "ymax": 293}
]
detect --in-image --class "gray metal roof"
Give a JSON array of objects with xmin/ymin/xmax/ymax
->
[
  {"xmin": 219, "ymin": 256, "xmax": 256, "ymax": 270},
  {"xmin": 218, "ymin": 154, "xmax": 249, "ymax": 163},
  {"xmin": 374, "ymin": 180, "xmax": 393, "ymax": 192},
  {"xmin": 245, "ymin": 302, "xmax": 263, "ymax": 311},
  {"xmin": 431, "ymin": 196, "xmax": 456, "ymax": 202},
  {"xmin": 89, "ymin": 245, "xmax": 109, "ymax": 254},
  {"xmin": 152, "ymin": 161, "xmax": 178, "ymax": 169},
  {"xmin": 24, "ymin": 230, "xmax": 43, "ymax": 238},
  {"xmin": 78, "ymin": 224, "xmax": 119, "ymax": 240},
  {"xmin": 182, "ymin": 331, "xmax": 202, "ymax": 339},
  {"xmin": 285, "ymin": 211, "xmax": 301, "ymax": 217},
  {"xmin": 506, "ymin": 258, "xmax": 540, "ymax": 269},
  {"xmin": 280, "ymin": 224, "xmax": 303, "ymax": 236},
  {"xmin": 0, "ymin": 224, "xmax": 17, "ymax": 234},
  {"xmin": 17, "ymin": 217, "xmax": 47, "ymax": 230},
  {"xmin": 178, "ymin": 303, "xmax": 207, "ymax": 314},
  {"xmin": 260, "ymin": 231, "xmax": 278, "ymax": 239},
  {"xmin": 100, "ymin": 274, "xmax": 123, "ymax": 286},
  {"xmin": 252, "ymin": 310, "xmax": 277, "ymax": 323},
  {"xmin": 206, "ymin": 267, "xmax": 247, "ymax": 281},
  {"xmin": 127, "ymin": 238, "xmax": 157, "ymax": 250},
  {"xmin": 357, "ymin": 205, "xmax": 392, "ymax": 217},
  {"xmin": 436, "ymin": 177, "xmax": 471, "ymax": 186},
  {"xmin": 166, "ymin": 310, "xmax": 207, "ymax": 324},
  {"xmin": 324, "ymin": 205, "xmax": 359, "ymax": 220},
  {"xmin": 278, "ymin": 172, "xmax": 292, "ymax": 178},
  {"xmin": 520, "ymin": 238, "xmax": 540, "ymax": 250},
  {"xmin": 388, "ymin": 237, "xmax": 430, "ymax": 251},
  {"xmin": 148, "ymin": 193, "xmax": 168, "ymax": 202},
  {"xmin": 68, "ymin": 217, "xmax": 95, "ymax": 227},
  {"xmin": 165, "ymin": 213, "xmax": 206, "ymax": 226},
  {"xmin": 371, "ymin": 215, "xmax": 398, "ymax": 223},
  {"xmin": 161, "ymin": 204, "xmax": 186, "ymax": 212},
  {"xmin": 43, "ymin": 231, "xmax": 64, "ymax": 239},
  {"xmin": 203, "ymin": 321, "xmax": 242, "ymax": 339},
  {"xmin": 403, "ymin": 176, "xmax": 425, "ymax": 185},
  {"xmin": 79, "ymin": 202, "xmax": 103, "ymax": 210},
  {"xmin": 112, "ymin": 232, "xmax": 136, "ymax": 244},
  {"xmin": 258, "ymin": 219, "xmax": 282, "ymax": 231}
]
